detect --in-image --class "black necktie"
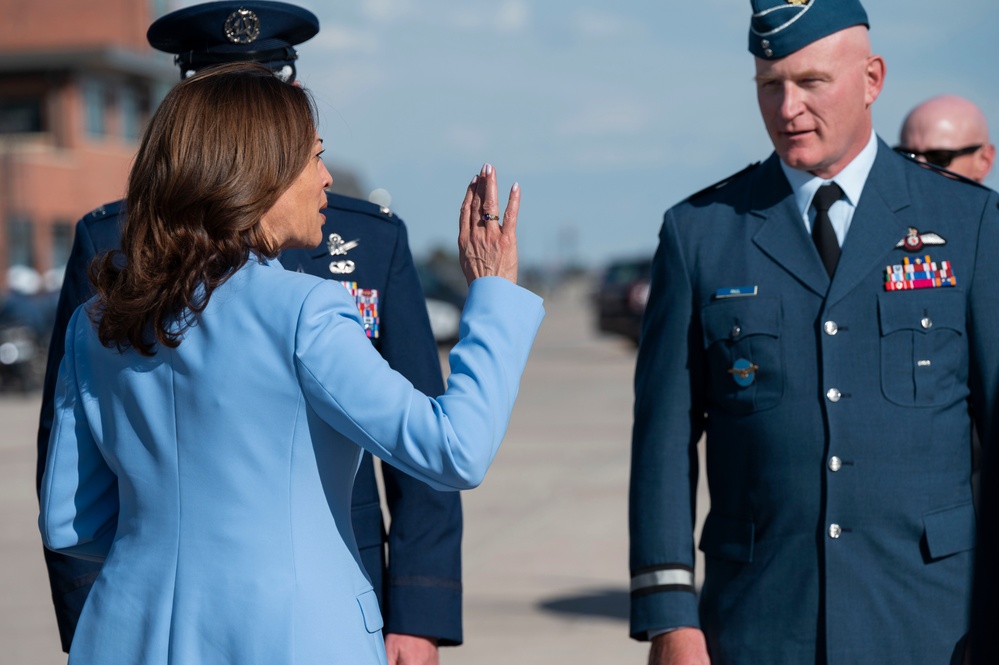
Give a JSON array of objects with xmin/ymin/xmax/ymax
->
[{"xmin": 811, "ymin": 182, "xmax": 844, "ymax": 277}]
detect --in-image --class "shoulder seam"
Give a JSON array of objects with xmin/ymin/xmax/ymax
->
[
  {"xmin": 687, "ymin": 162, "xmax": 761, "ymax": 201},
  {"xmin": 83, "ymin": 200, "xmax": 124, "ymax": 222}
]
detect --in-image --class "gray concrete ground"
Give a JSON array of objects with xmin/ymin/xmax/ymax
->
[{"xmin": 0, "ymin": 279, "xmax": 707, "ymax": 664}]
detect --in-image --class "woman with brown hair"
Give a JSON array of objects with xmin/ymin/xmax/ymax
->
[{"xmin": 39, "ymin": 62, "xmax": 542, "ymax": 664}]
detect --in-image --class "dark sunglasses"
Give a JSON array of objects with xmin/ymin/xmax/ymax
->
[{"xmin": 893, "ymin": 144, "xmax": 982, "ymax": 169}]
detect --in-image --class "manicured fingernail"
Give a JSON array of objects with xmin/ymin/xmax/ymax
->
[
  {"xmin": 512, "ymin": 181, "xmax": 520, "ymax": 192},
  {"xmin": 471, "ymin": 175, "xmax": 478, "ymax": 184},
  {"xmin": 480, "ymin": 163, "xmax": 488, "ymax": 176}
]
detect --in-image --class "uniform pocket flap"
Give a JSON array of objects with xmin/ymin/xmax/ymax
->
[
  {"xmin": 702, "ymin": 297, "xmax": 780, "ymax": 347},
  {"xmin": 924, "ymin": 501, "xmax": 976, "ymax": 560},
  {"xmin": 356, "ymin": 588, "xmax": 384, "ymax": 633},
  {"xmin": 878, "ymin": 289, "xmax": 965, "ymax": 336},
  {"xmin": 698, "ymin": 513, "xmax": 755, "ymax": 563}
]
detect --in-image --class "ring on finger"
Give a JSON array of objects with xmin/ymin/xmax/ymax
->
[{"xmin": 480, "ymin": 214, "xmax": 500, "ymax": 222}]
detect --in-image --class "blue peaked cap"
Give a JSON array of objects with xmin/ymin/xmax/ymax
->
[
  {"xmin": 147, "ymin": 1, "xmax": 319, "ymax": 80},
  {"xmin": 749, "ymin": 0, "xmax": 869, "ymax": 59}
]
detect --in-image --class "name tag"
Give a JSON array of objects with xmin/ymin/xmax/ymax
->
[{"xmin": 714, "ymin": 286, "xmax": 758, "ymax": 299}]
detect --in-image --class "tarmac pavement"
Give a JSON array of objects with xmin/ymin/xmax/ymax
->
[{"xmin": 0, "ymin": 279, "xmax": 708, "ymax": 664}]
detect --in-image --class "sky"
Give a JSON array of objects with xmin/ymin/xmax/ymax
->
[{"xmin": 181, "ymin": 0, "xmax": 999, "ymax": 269}]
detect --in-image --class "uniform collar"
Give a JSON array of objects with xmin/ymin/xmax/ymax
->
[{"xmin": 780, "ymin": 130, "xmax": 879, "ymax": 215}]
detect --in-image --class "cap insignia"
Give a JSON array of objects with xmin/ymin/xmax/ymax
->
[
  {"xmin": 225, "ymin": 8, "xmax": 261, "ymax": 45},
  {"xmin": 786, "ymin": 0, "xmax": 809, "ymax": 5}
]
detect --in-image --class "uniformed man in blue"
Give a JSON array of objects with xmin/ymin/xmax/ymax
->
[
  {"xmin": 629, "ymin": 1, "xmax": 999, "ymax": 663},
  {"xmin": 36, "ymin": 3, "xmax": 461, "ymax": 663}
]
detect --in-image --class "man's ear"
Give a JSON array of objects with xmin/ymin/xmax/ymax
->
[
  {"xmin": 864, "ymin": 55, "xmax": 886, "ymax": 107},
  {"xmin": 975, "ymin": 143, "xmax": 995, "ymax": 183}
]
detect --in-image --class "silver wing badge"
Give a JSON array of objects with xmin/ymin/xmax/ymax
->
[
  {"xmin": 896, "ymin": 227, "xmax": 946, "ymax": 252},
  {"xmin": 328, "ymin": 233, "xmax": 360, "ymax": 274}
]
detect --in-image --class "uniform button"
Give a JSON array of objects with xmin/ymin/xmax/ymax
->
[
  {"xmin": 829, "ymin": 524, "xmax": 842, "ymax": 539},
  {"xmin": 921, "ymin": 317, "xmax": 933, "ymax": 330},
  {"xmin": 764, "ymin": 48, "xmax": 773, "ymax": 57},
  {"xmin": 823, "ymin": 321, "xmax": 838, "ymax": 335},
  {"xmin": 828, "ymin": 456, "xmax": 842, "ymax": 472},
  {"xmin": 730, "ymin": 325, "xmax": 741, "ymax": 339},
  {"xmin": 826, "ymin": 388, "xmax": 841, "ymax": 402},
  {"xmin": 761, "ymin": 39, "xmax": 770, "ymax": 48}
]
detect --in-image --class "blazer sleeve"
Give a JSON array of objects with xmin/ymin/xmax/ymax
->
[
  {"xmin": 374, "ymin": 221, "xmax": 464, "ymax": 644},
  {"xmin": 36, "ymin": 215, "xmax": 107, "ymax": 652},
  {"xmin": 38, "ymin": 307, "xmax": 119, "ymax": 563},
  {"xmin": 37, "ymin": 217, "xmax": 101, "ymax": 495},
  {"xmin": 295, "ymin": 276, "xmax": 543, "ymax": 491},
  {"xmin": 629, "ymin": 210, "xmax": 706, "ymax": 639}
]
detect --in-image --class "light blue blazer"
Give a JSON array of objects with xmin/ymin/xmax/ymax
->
[{"xmin": 39, "ymin": 257, "xmax": 543, "ymax": 664}]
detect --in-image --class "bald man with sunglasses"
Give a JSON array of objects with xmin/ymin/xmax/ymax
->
[{"xmin": 896, "ymin": 95, "xmax": 995, "ymax": 183}]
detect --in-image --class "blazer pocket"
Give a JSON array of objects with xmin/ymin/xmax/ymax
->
[
  {"xmin": 701, "ymin": 296, "xmax": 784, "ymax": 414},
  {"xmin": 699, "ymin": 513, "xmax": 755, "ymax": 563},
  {"xmin": 878, "ymin": 289, "xmax": 966, "ymax": 407},
  {"xmin": 356, "ymin": 588, "xmax": 384, "ymax": 633},
  {"xmin": 923, "ymin": 501, "xmax": 976, "ymax": 561}
]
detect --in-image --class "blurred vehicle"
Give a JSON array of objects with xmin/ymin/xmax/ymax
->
[
  {"xmin": 0, "ymin": 324, "xmax": 41, "ymax": 391},
  {"xmin": 0, "ymin": 291, "xmax": 54, "ymax": 392},
  {"xmin": 593, "ymin": 257, "xmax": 652, "ymax": 344},
  {"xmin": 417, "ymin": 263, "xmax": 467, "ymax": 346}
]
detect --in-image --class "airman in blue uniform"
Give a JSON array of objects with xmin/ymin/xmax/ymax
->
[
  {"xmin": 37, "ymin": 3, "xmax": 462, "ymax": 660},
  {"xmin": 629, "ymin": 1, "xmax": 999, "ymax": 663}
]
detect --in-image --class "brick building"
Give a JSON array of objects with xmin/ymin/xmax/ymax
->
[{"xmin": 0, "ymin": 0, "xmax": 176, "ymax": 292}]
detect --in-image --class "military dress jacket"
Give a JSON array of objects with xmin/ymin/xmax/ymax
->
[
  {"xmin": 629, "ymin": 141, "xmax": 999, "ymax": 665},
  {"xmin": 37, "ymin": 193, "xmax": 463, "ymax": 650},
  {"xmin": 39, "ymin": 259, "xmax": 543, "ymax": 664}
]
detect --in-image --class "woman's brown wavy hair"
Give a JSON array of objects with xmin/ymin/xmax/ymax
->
[{"xmin": 89, "ymin": 61, "xmax": 317, "ymax": 355}]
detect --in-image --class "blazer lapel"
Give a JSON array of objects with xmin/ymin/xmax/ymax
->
[
  {"xmin": 751, "ymin": 155, "xmax": 830, "ymax": 298},
  {"xmin": 826, "ymin": 142, "xmax": 911, "ymax": 308}
]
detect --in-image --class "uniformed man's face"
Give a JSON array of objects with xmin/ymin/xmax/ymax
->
[
  {"xmin": 260, "ymin": 134, "xmax": 332, "ymax": 252},
  {"xmin": 755, "ymin": 26, "xmax": 885, "ymax": 179},
  {"xmin": 898, "ymin": 99, "xmax": 995, "ymax": 183}
]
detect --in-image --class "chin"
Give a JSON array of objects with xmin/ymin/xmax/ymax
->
[{"xmin": 778, "ymin": 148, "xmax": 822, "ymax": 173}]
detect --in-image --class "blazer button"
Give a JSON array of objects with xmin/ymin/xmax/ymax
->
[
  {"xmin": 828, "ymin": 524, "xmax": 842, "ymax": 539},
  {"xmin": 828, "ymin": 456, "xmax": 842, "ymax": 472},
  {"xmin": 823, "ymin": 320, "xmax": 838, "ymax": 335},
  {"xmin": 921, "ymin": 317, "xmax": 933, "ymax": 330},
  {"xmin": 826, "ymin": 388, "xmax": 842, "ymax": 402},
  {"xmin": 730, "ymin": 324, "xmax": 742, "ymax": 339}
]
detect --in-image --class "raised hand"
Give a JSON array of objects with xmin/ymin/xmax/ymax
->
[{"xmin": 458, "ymin": 163, "xmax": 519, "ymax": 285}]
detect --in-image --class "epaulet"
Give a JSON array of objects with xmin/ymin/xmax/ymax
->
[
  {"xmin": 83, "ymin": 199, "xmax": 125, "ymax": 222},
  {"xmin": 896, "ymin": 153, "xmax": 991, "ymax": 191},
  {"xmin": 687, "ymin": 162, "xmax": 761, "ymax": 201},
  {"xmin": 326, "ymin": 192, "xmax": 399, "ymax": 221}
]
